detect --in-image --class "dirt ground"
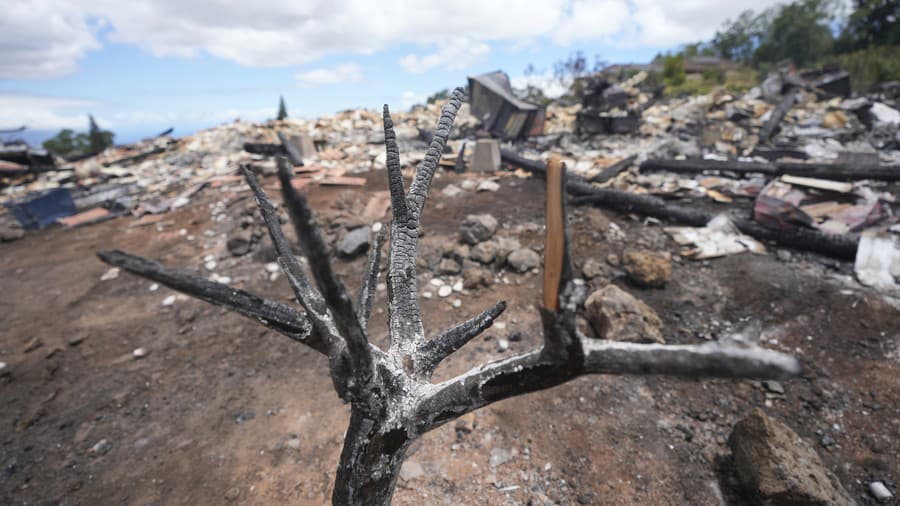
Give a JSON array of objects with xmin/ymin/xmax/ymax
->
[{"xmin": 2, "ymin": 170, "xmax": 898, "ymax": 505}]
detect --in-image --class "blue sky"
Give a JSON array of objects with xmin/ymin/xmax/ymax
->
[{"xmin": 1, "ymin": 0, "xmax": 788, "ymax": 145}]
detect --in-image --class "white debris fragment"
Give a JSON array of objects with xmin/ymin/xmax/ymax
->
[
  {"xmin": 100, "ymin": 267, "xmax": 120, "ymax": 281},
  {"xmin": 438, "ymin": 285, "xmax": 453, "ymax": 298},
  {"xmin": 148, "ymin": 283, "xmax": 159, "ymax": 291},
  {"xmin": 162, "ymin": 295, "xmax": 176, "ymax": 306},
  {"xmin": 854, "ymin": 230, "xmax": 900, "ymax": 291},
  {"xmin": 665, "ymin": 215, "xmax": 766, "ymax": 259},
  {"xmin": 133, "ymin": 347, "xmax": 149, "ymax": 359}
]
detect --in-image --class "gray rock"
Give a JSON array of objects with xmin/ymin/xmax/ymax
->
[
  {"xmin": 763, "ymin": 380, "xmax": 785, "ymax": 394},
  {"xmin": 437, "ymin": 257, "xmax": 461, "ymax": 275},
  {"xmin": 507, "ymin": 248, "xmax": 541, "ymax": 273},
  {"xmin": 584, "ymin": 285, "xmax": 664, "ymax": 344},
  {"xmin": 581, "ymin": 258, "xmax": 606, "ymax": 279},
  {"xmin": 400, "ymin": 460, "xmax": 425, "ymax": 481},
  {"xmin": 729, "ymin": 408, "xmax": 857, "ymax": 506},
  {"xmin": 494, "ymin": 236, "xmax": 521, "ymax": 265},
  {"xmin": 869, "ymin": 481, "xmax": 893, "ymax": 502},
  {"xmin": 460, "ymin": 214, "xmax": 498, "ymax": 245},
  {"xmin": 489, "ymin": 448, "xmax": 511, "ymax": 467},
  {"xmin": 462, "ymin": 262, "xmax": 492, "ymax": 289},
  {"xmin": 470, "ymin": 240, "xmax": 499, "ymax": 264},
  {"xmin": 227, "ymin": 228, "xmax": 256, "ymax": 256},
  {"xmin": 339, "ymin": 226, "xmax": 370, "ymax": 258}
]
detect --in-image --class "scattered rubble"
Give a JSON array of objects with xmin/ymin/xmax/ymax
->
[{"xmin": 622, "ymin": 250, "xmax": 672, "ymax": 288}]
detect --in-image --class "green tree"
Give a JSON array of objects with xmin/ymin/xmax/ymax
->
[
  {"xmin": 752, "ymin": 0, "xmax": 838, "ymax": 66},
  {"xmin": 660, "ymin": 53, "xmax": 686, "ymax": 86},
  {"xmin": 42, "ymin": 129, "xmax": 90, "ymax": 157},
  {"xmin": 710, "ymin": 10, "xmax": 764, "ymax": 64},
  {"xmin": 426, "ymin": 89, "xmax": 450, "ymax": 104},
  {"xmin": 88, "ymin": 114, "xmax": 114, "ymax": 153},
  {"xmin": 277, "ymin": 96, "xmax": 288, "ymax": 120},
  {"xmin": 836, "ymin": 0, "xmax": 900, "ymax": 51}
]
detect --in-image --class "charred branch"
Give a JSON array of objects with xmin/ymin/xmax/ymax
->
[
  {"xmin": 357, "ymin": 225, "xmax": 386, "ymax": 331},
  {"xmin": 759, "ymin": 92, "xmax": 796, "ymax": 143},
  {"xmin": 418, "ymin": 300, "xmax": 507, "ymax": 375},
  {"xmin": 96, "ymin": 249, "xmax": 320, "ymax": 351},
  {"xmin": 640, "ymin": 158, "xmax": 900, "ymax": 182}
]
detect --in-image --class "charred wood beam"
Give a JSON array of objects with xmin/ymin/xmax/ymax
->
[
  {"xmin": 569, "ymin": 183, "xmax": 858, "ymax": 260},
  {"xmin": 96, "ymin": 249, "xmax": 320, "ymax": 351},
  {"xmin": 243, "ymin": 142, "xmax": 285, "ymax": 156},
  {"xmin": 277, "ymin": 131, "xmax": 304, "ymax": 166},
  {"xmin": 589, "ymin": 154, "xmax": 637, "ymax": 183},
  {"xmin": 759, "ymin": 92, "xmax": 796, "ymax": 143},
  {"xmin": 639, "ymin": 158, "xmax": 900, "ymax": 182},
  {"xmin": 102, "ymin": 146, "xmax": 166, "ymax": 168}
]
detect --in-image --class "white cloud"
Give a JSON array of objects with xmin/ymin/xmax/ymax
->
[
  {"xmin": 4, "ymin": 0, "xmax": 794, "ymax": 78},
  {"xmin": 399, "ymin": 91, "xmax": 428, "ymax": 109},
  {"xmin": 295, "ymin": 63, "xmax": 364, "ymax": 87},
  {"xmin": 398, "ymin": 37, "xmax": 491, "ymax": 73},
  {"xmin": 0, "ymin": 94, "xmax": 101, "ymax": 130},
  {"xmin": 511, "ymin": 73, "xmax": 569, "ymax": 99},
  {"xmin": 553, "ymin": 0, "xmax": 631, "ymax": 45},
  {"xmin": 0, "ymin": 1, "xmax": 101, "ymax": 79}
]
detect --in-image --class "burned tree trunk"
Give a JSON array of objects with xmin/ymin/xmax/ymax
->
[{"xmin": 98, "ymin": 89, "xmax": 800, "ymax": 505}]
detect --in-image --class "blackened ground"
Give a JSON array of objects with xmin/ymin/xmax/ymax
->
[{"xmin": 1, "ymin": 170, "xmax": 897, "ymax": 505}]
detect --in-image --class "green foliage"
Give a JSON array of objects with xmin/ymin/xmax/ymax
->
[
  {"xmin": 827, "ymin": 45, "xmax": 900, "ymax": 90},
  {"xmin": 753, "ymin": 0, "xmax": 837, "ymax": 66},
  {"xmin": 836, "ymin": 0, "xmax": 900, "ymax": 52},
  {"xmin": 660, "ymin": 53, "xmax": 686, "ymax": 87},
  {"xmin": 44, "ymin": 115, "xmax": 114, "ymax": 157},
  {"xmin": 426, "ymin": 89, "xmax": 450, "ymax": 105},
  {"xmin": 88, "ymin": 114, "xmax": 114, "ymax": 153},
  {"xmin": 42, "ymin": 129, "xmax": 90, "ymax": 157},
  {"xmin": 277, "ymin": 96, "xmax": 288, "ymax": 120}
]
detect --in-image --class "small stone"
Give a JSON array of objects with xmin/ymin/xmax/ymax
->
[
  {"xmin": 148, "ymin": 283, "xmax": 159, "ymax": 291},
  {"xmin": 507, "ymin": 248, "xmax": 541, "ymax": 273},
  {"xmin": 429, "ymin": 278, "xmax": 445, "ymax": 287},
  {"xmin": 371, "ymin": 222, "xmax": 383, "ymax": 233},
  {"xmin": 162, "ymin": 295, "xmax": 176, "ymax": 306},
  {"xmin": 763, "ymin": 380, "xmax": 784, "ymax": 394},
  {"xmin": 460, "ymin": 214, "xmax": 498, "ymax": 245},
  {"xmin": 100, "ymin": 267, "xmax": 120, "ymax": 281},
  {"xmin": 338, "ymin": 226, "xmax": 371, "ymax": 258},
  {"xmin": 452, "ymin": 280, "xmax": 463, "ymax": 292},
  {"xmin": 437, "ymin": 258, "xmax": 461, "ymax": 275},
  {"xmin": 265, "ymin": 262, "xmax": 280, "ymax": 273},
  {"xmin": 463, "ymin": 265, "xmax": 492, "ymax": 289},
  {"xmin": 68, "ymin": 335, "xmax": 86, "ymax": 346},
  {"xmin": 869, "ymin": 481, "xmax": 893, "ymax": 502},
  {"xmin": 400, "ymin": 460, "xmax": 425, "ymax": 481},
  {"xmin": 224, "ymin": 487, "xmax": 241, "ymax": 502},
  {"xmin": 470, "ymin": 240, "xmax": 499, "ymax": 264},
  {"xmin": 607, "ymin": 253, "xmax": 620, "ymax": 266},
  {"xmin": 90, "ymin": 439, "xmax": 112, "ymax": 455},
  {"xmin": 508, "ymin": 331, "xmax": 524, "ymax": 342},
  {"xmin": 622, "ymin": 250, "xmax": 671, "ymax": 288},
  {"xmin": 477, "ymin": 180, "xmax": 500, "ymax": 192},
  {"xmin": 0, "ymin": 362, "xmax": 7, "ymax": 376},
  {"xmin": 442, "ymin": 184, "xmax": 463, "ymax": 197},
  {"xmin": 423, "ymin": 291, "xmax": 433, "ymax": 299},
  {"xmin": 581, "ymin": 258, "xmax": 606, "ymax": 279},
  {"xmin": 204, "ymin": 260, "xmax": 217, "ymax": 271},
  {"xmin": 24, "ymin": 337, "xmax": 43, "ymax": 353},
  {"xmin": 584, "ymin": 285, "xmax": 664, "ymax": 344},
  {"xmin": 438, "ymin": 285, "xmax": 453, "ymax": 298},
  {"xmin": 498, "ymin": 339, "xmax": 509, "ymax": 352},
  {"xmin": 489, "ymin": 448, "xmax": 512, "ymax": 467},
  {"xmin": 285, "ymin": 437, "xmax": 302, "ymax": 449},
  {"xmin": 452, "ymin": 299, "xmax": 462, "ymax": 308},
  {"xmin": 133, "ymin": 347, "xmax": 149, "ymax": 359}
]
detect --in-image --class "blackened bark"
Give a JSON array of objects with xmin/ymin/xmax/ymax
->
[{"xmin": 333, "ymin": 409, "xmax": 412, "ymax": 506}]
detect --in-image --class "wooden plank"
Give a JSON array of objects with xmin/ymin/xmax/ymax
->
[{"xmin": 319, "ymin": 176, "xmax": 366, "ymax": 187}]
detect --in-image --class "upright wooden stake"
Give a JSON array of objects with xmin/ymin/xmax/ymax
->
[{"xmin": 543, "ymin": 155, "xmax": 565, "ymax": 312}]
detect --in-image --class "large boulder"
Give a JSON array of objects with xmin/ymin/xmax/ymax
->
[
  {"xmin": 729, "ymin": 408, "xmax": 857, "ymax": 506},
  {"xmin": 622, "ymin": 250, "xmax": 671, "ymax": 288},
  {"xmin": 584, "ymin": 285, "xmax": 664, "ymax": 344},
  {"xmin": 459, "ymin": 214, "xmax": 498, "ymax": 245}
]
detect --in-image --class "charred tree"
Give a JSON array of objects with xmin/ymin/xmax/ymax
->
[{"xmin": 98, "ymin": 88, "xmax": 800, "ymax": 505}]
